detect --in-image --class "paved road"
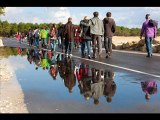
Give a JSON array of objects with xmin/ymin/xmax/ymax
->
[
  {"xmin": 2, "ymin": 38, "xmax": 160, "ymax": 113},
  {"xmin": 2, "ymin": 38, "xmax": 160, "ymax": 79}
]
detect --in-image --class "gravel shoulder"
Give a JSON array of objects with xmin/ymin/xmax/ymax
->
[
  {"xmin": 0, "ymin": 38, "xmax": 4, "ymax": 47},
  {"xmin": 0, "ymin": 57, "xmax": 28, "ymax": 113}
]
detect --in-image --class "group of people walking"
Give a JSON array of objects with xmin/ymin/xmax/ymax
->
[
  {"xmin": 16, "ymin": 11, "xmax": 116, "ymax": 59},
  {"xmin": 16, "ymin": 12, "xmax": 158, "ymax": 59}
]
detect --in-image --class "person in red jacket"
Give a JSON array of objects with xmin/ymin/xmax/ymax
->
[
  {"xmin": 16, "ymin": 32, "xmax": 21, "ymax": 44},
  {"xmin": 74, "ymin": 27, "xmax": 80, "ymax": 49},
  {"xmin": 76, "ymin": 63, "xmax": 92, "ymax": 100}
]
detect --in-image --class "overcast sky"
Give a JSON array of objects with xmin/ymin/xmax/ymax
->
[{"xmin": 0, "ymin": 7, "xmax": 160, "ymax": 28}]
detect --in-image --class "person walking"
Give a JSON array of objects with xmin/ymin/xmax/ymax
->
[
  {"xmin": 39, "ymin": 26, "xmax": 48, "ymax": 49},
  {"xmin": 74, "ymin": 27, "xmax": 80, "ymax": 49},
  {"xmin": 34, "ymin": 27, "xmax": 40, "ymax": 48},
  {"xmin": 140, "ymin": 14, "xmax": 157, "ymax": 58},
  {"xmin": 80, "ymin": 12, "xmax": 104, "ymax": 59},
  {"xmin": 63, "ymin": 17, "xmax": 75, "ymax": 57},
  {"xmin": 21, "ymin": 32, "xmax": 25, "ymax": 43},
  {"xmin": 59, "ymin": 24, "xmax": 65, "ymax": 52},
  {"xmin": 80, "ymin": 16, "xmax": 92, "ymax": 59},
  {"xmin": 49, "ymin": 23, "xmax": 57, "ymax": 52},
  {"xmin": 103, "ymin": 12, "xmax": 116, "ymax": 58},
  {"xmin": 16, "ymin": 32, "xmax": 21, "ymax": 44}
]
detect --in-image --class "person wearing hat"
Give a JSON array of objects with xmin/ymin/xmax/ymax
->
[
  {"xmin": 63, "ymin": 17, "xmax": 75, "ymax": 57},
  {"xmin": 80, "ymin": 12, "xmax": 104, "ymax": 59},
  {"xmin": 140, "ymin": 14, "xmax": 157, "ymax": 58}
]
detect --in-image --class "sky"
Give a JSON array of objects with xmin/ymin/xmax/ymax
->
[{"xmin": 0, "ymin": 7, "xmax": 160, "ymax": 28}]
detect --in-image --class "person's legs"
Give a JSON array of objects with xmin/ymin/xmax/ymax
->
[
  {"xmin": 46, "ymin": 38, "xmax": 48, "ymax": 46},
  {"xmin": 86, "ymin": 40, "xmax": 91, "ymax": 58},
  {"xmin": 50, "ymin": 39, "xmax": 54, "ymax": 51},
  {"xmin": 59, "ymin": 36, "xmax": 61, "ymax": 48},
  {"xmin": 53, "ymin": 40, "xmax": 57, "ymax": 52},
  {"xmin": 34, "ymin": 38, "xmax": 36, "ymax": 46},
  {"xmin": 145, "ymin": 37, "xmax": 151, "ymax": 57},
  {"xmin": 74, "ymin": 40, "xmax": 76, "ymax": 49},
  {"xmin": 31, "ymin": 38, "xmax": 34, "ymax": 46},
  {"xmin": 81, "ymin": 40, "xmax": 85, "ymax": 57},
  {"xmin": 34, "ymin": 38, "xmax": 38, "ymax": 47},
  {"xmin": 149, "ymin": 37, "xmax": 153, "ymax": 56},
  {"xmin": 104, "ymin": 37, "xmax": 109, "ymax": 53},
  {"xmin": 61, "ymin": 37, "xmax": 64, "ymax": 52},
  {"xmin": 19, "ymin": 38, "xmax": 22, "ymax": 44},
  {"xmin": 41, "ymin": 39, "xmax": 44, "ymax": 48},
  {"xmin": 29, "ymin": 38, "xmax": 32, "ymax": 46},
  {"xmin": 44, "ymin": 38, "xmax": 47, "ymax": 48},
  {"xmin": 37, "ymin": 37, "xmax": 39, "ymax": 47},
  {"xmin": 69, "ymin": 41, "xmax": 74, "ymax": 55},
  {"xmin": 65, "ymin": 40, "xmax": 69, "ymax": 55},
  {"xmin": 108, "ymin": 37, "xmax": 112, "ymax": 56},
  {"xmin": 92, "ymin": 35, "xmax": 97, "ymax": 58},
  {"xmin": 97, "ymin": 35, "xmax": 102, "ymax": 58}
]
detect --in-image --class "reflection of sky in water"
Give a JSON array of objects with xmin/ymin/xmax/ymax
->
[{"xmin": 4, "ymin": 53, "xmax": 160, "ymax": 112}]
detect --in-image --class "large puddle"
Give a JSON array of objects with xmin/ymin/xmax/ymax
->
[{"xmin": 1, "ymin": 46, "xmax": 160, "ymax": 113}]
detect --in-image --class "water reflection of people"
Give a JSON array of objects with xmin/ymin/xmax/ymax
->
[
  {"xmin": 91, "ymin": 68, "xmax": 104, "ymax": 105},
  {"xmin": 141, "ymin": 81, "xmax": 157, "ymax": 100},
  {"xmin": 40, "ymin": 50, "xmax": 50, "ymax": 70},
  {"xmin": 18, "ymin": 47, "xmax": 22, "ymax": 55},
  {"xmin": 27, "ymin": 48, "xmax": 35, "ymax": 64},
  {"xmin": 63, "ymin": 57, "xmax": 76, "ymax": 93},
  {"xmin": 57, "ymin": 54, "xmax": 66, "ymax": 81},
  {"xmin": 49, "ymin": 52, "xmax": 58, "ymax": 80},
  {"xmin": 76, "ymin": 63, "xmax": 116, "ymax": 104},
  {"xmin": 103, "ymin": 70, "xmax": 116, "ymax": 103},
  {"xmin": 33, "ymin": 48, "xmax": 41, "ymax": 70},
  {"xmin": 27, "ymin": 48, "xmax": 41, "ymax": 70},
  {"xmin": 76, "ymin": 62, "xmax": 92, "ymax": 100}
]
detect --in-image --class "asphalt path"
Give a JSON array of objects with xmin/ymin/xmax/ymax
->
[{"xmin": 2, "ymin": 38, "xmax": 160, "ymax": 79}]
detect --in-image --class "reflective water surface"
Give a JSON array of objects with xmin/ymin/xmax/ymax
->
[{"xmin": 1, "ymin": 46, "xmax": 160, "ymax": 113}]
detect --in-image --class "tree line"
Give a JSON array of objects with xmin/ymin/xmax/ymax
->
[
  {"xmin": 1, "ymin": 20, "xmax": 159, "ymax": 37},
  {"xmin": 0, "ymin": 20, "xmax": 63, "ymax": 37},
  {"xmin": 0, "ymin": 7, "xmax": 160, "ymax": 37}
]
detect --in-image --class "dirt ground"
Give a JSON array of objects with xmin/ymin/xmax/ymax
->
[{"xmin": 112, "ymin": 36, "xmax": 160, "ymax": 46}]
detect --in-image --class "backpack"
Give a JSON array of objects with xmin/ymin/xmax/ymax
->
[{"xmin": 148, "ymin": 19, "xmax": 158, "ymax": 28}]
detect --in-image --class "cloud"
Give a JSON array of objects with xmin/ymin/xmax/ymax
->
[
  {"xmin": 5, "ymin": 7, "xmax": 24, "ymax": 15},
  {"xmin": 32, "ymin": 17, "xmax": 44, "ymax": 24},
  {"xmin": 45, "ymin": 7, "xmax": 71, "ymax": 24},
  {"xmin": 0, "ymin": 7, "xmax": 160, "ymax": 28},
  {"xmin": 0, "ymin": 7, "xmax": 25, "ymax": 22}
]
